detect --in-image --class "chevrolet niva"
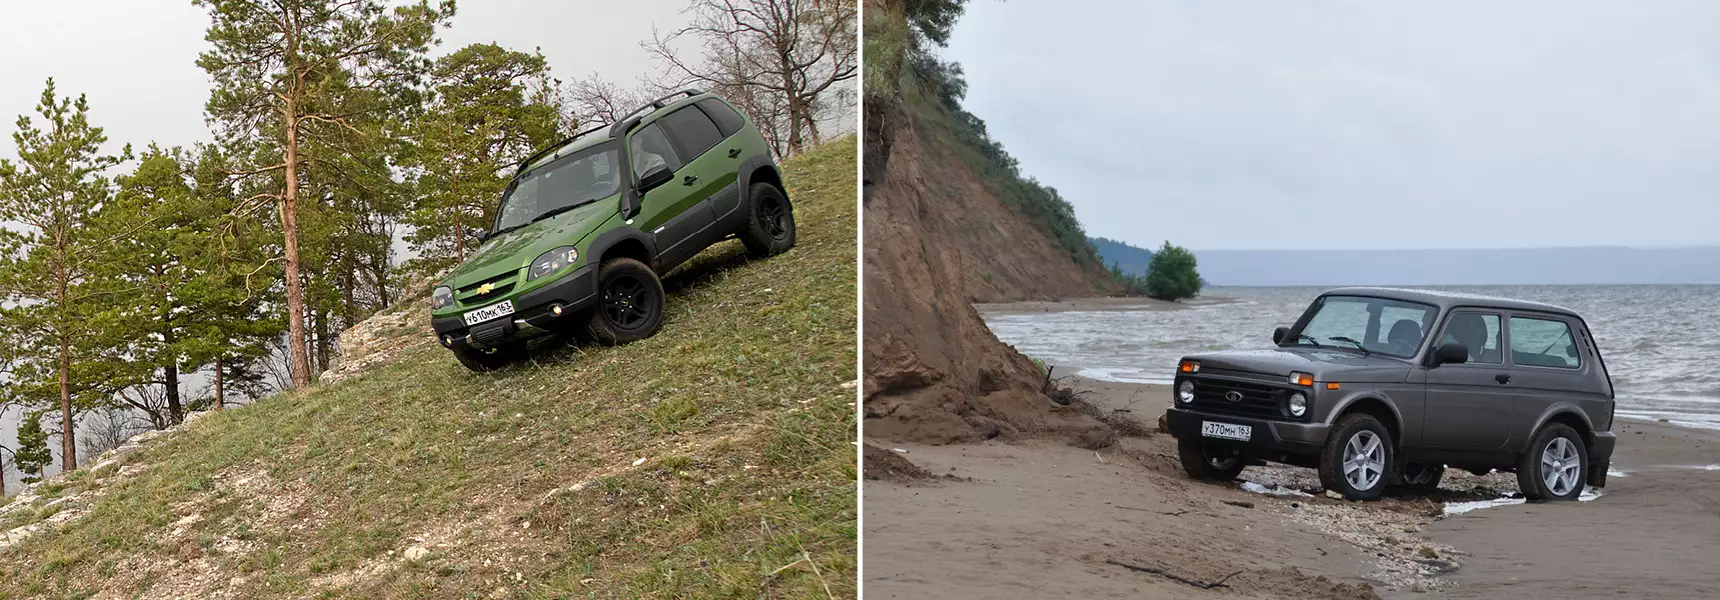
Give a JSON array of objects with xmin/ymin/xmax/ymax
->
[
  {"xmin": 429, "ymin": 90, "xmax": 794, "ymax": 372},
  {"xmin": 1165, "ymin": 288, "xmax": 1617, "ymax": 501}
]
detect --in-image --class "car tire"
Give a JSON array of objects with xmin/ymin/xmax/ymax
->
[
  {"xmin": 1319, "ymin": 413, "xmax": 1393, "ymax": 501},
  {"xmin": 1177, "ymin": 437, "xmax": 1246, "ymax": 482},
  {"xmin": 739, "ymin": 183, "xmax": 795, "ymax": 257},
  {"xmin": 1518, "ymin": 423, "xmax": 1587, "ymax": 501},
  {"xmin": 453, "ymin": 343, "xmax": 522, "ymax": 373},
  {"xmin": 584, "ymin": 258, "xmax": 665, "ymax": 346},
  {"xmin": 1391, "ymin": 462, "xmax": 1445, "ymax": 493}
]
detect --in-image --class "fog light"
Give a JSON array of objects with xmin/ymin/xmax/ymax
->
[
  {"xmin": 551, "ymin": 304, "xmax": 563, "ymax": 316},
  {"xmin": 1177, "ymin": 380, "xmax": 1195, "ymax": 404},
  {"xmin": 442, "ymin": 335, "xmax": 453, "ymax": 346},
  {"xmin": 1288, "ymin": 393, "xmax": 1307, "ymax": 417}
]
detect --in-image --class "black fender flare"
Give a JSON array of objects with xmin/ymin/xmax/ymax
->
[
  {"xmin": 1524, "ymin": 405, "xmax": 1596, "ymax": 453},
  {"xmin": 737, "ymin": 155, "xmax": 784, "ymax": 200},
  {"xmin": 1324, "ymin": 391, "xmax": 1408, "ymax": 447},
  {"xmin": 585, "ymin": 226, "xmax": 658, "ymax": 267}
]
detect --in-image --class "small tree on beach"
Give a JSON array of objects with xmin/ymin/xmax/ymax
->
[{"xmin": 1144, "ymin": 241, "xmax": 1202, "ymax": 301}]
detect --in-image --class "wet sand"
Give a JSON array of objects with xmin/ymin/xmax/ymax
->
[{"xmin": 865, "ymin": 370, "xmax": 1720, "ymax": 599}]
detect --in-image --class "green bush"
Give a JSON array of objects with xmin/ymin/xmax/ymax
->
[{"xmin": 1144, "ymin": 242, "xmax": 1202, "ymax": 301}]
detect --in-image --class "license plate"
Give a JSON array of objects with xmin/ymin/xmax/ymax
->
[
  {"xmin": 462, "ymin": 300, "xmax": 515, "ymax": 326},
  {"xmin": 1201, "ymin": 421, "xmax": 1252, "ymax": 441}
]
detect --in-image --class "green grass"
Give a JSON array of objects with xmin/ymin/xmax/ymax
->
[{"xmin": 0, "ymin": 136, "xmax": 858, "ymax": 600}]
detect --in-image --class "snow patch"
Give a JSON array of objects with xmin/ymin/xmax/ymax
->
[
  {"xmin": 1443, "ymin": 487, "xmax": 1604, "ymax": 516},
  {"xmin": 1240, "ymin": 481, "xmax": 1314, "ymax": 497}
]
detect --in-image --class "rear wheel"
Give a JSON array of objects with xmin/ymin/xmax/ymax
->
[
  {"xmin": 739, "ymin": 183, "xmax": 795, "ymax": 257},
  {"xmin": 1177, "ymin": 438, "xmax": 1246, "ymax": 482},
  {"xmin": 1518, "ymin": 424, "xmax": 1587, "ymax": 501},
  {"xmin": 584, "ymin": 258, "xmax": 665, "ymax": 346},
  {"xmin": 1319, "ymin": 414, "xmax": 1393, "ymax": 500}
]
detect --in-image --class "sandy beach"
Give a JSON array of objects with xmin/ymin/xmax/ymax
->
[
  {"xmin": 864, "ymin": 369, "xmax": 1720, "ymax": 599},
  {"xmin": 974, "ymin": 295, "xmax": 1233, "ymax": 315}
]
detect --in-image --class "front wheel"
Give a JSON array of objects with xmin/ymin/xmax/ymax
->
[
  {"xmin": 1319, "ymin": 414, "xmax": 1393, "ymax": 501},
  {"xmin": 584, "ymin": 258, "xmax": 666, "ymax": 346},
  {"xmin": 1518, "ymin": 424, "xmax": 1587, "ymax": 501},
  {"xmin": 1177, "ymin": 437, "xmax": 1245, "ymax": 482},
  {"xmin": 739, "ymin": 183, "xmax": 795, "ymax": 257}
]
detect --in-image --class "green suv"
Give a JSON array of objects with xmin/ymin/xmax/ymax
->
[{"xmin": 430, "ymin": 90, "xmax": 795, "ymax": 371}]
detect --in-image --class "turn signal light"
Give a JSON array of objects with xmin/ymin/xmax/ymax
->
[
  {"xmin": 1326, "ymin": 382, "xmax": 1341, "ymax": 390},
  {"xmin": 1179, "ymin": 360, "xmax": 1200, "ymax": 373},
  {"xmin": 1289, "ymin": 371, "xmax": 1314, "ymax": 386}
]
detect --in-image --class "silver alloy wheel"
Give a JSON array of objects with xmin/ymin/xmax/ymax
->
[
  {"xmin": 1343, "ymin": 430, "xmax": 1385, "ymax": 490},
  {"xmin": 1541, "ymin": 437, "xmax": 1582, "ymax": 496}
]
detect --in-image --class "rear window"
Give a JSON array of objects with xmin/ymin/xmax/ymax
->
[
  {"xmin": 1509, "ymin": 316, "xmax": 1581, "ymax": 368},
  {"xmin": 658, "ymin": 106, "xmax": 725, "ymax": 159},
  {"xmin": 697, "ymin": 98, "xmax": 746, "ymax": 137}
]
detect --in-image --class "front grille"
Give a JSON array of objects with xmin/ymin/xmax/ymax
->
[
  {"xmin": 458, "ymin": 272, "xmax": 518, "ymax": 306},
  {"xmin": 1190, "ymin": 376, "xmax": 1288, "ymax": 419}
]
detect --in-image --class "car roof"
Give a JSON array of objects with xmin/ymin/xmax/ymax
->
[
  {"xmin": 518, "ymin": 89, "xmax": 715, "ymax": 173},
  {"xmin": 1318, "ymin": 287, "xmax": 1581, "ymax": 317}
]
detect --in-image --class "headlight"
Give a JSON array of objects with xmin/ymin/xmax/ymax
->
[
  {"xmin": 431, "ymin": 286, "xmax": 454, "ymax": 309},
  {"xmin": 1177, "ymin": 380, "xmax": 1195, "ymax": 404},
  {"xmin": 528, "ymin": 246, "xmax": 578, "ymax": 281},
  {"xmin": 1288, "ymin": 392, "xmax": 1307, "ymax": 417}
]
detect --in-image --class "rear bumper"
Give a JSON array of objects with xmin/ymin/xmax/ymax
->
[
  {"xmin": 1165, "ymin": 407, "xmax": 1330, "ymax": 457},
  {"xmin": 430, "ymin": 265, "xmax": 599, "ymax": 349},
  {"xmin": 1587, "ymin": 430, "xmax": 1618, "ymax": 487}
]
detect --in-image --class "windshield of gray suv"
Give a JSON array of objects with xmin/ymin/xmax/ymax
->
[
  {"xmin": 492, "ymin": 143, "xmax": 621, "ymax": 235},
  {"xmin": 1285, "ymin": 295, "xmax": 1439, "ymax": 358}
]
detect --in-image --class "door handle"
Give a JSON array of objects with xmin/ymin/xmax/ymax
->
[
  {"xmin": 682, "ymin": 174, "xmax": 699, "ymax": 186},
  {"xmin": 1495, "ymin": 373, "xmax": 1512, "ymax": 385},
  {"xmin": 727, "ymin": 148, "xmax": 742, "ymax": 158}
]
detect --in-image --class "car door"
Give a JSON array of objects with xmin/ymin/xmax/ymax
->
[
  {"xmin": 695, "ymin": 98, "xmax": 749, "ymax": 222},
  {"xmin": 1505, "ymin": 313, "xmax": 1604, "ymax": 445},
  {"xmin": 628, "ymin": 121, "xmax": 697, "ymax": 268},
  {"xmin": 650, "ymin": 105, "xmax": 728, "ymax": 270},
  {"xmin": 1420, "ymin": 310, "xmax": 1516, "ymax": 450}
]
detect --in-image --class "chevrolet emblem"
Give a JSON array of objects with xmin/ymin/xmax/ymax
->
[{"xmin": 476, "ymin": 282, "xmax": 494, "ymax": 295}]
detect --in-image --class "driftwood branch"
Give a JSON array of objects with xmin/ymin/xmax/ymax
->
[{"xmin": 1106, "ymin": 559, "xmax": 1243, "ymax": 590}]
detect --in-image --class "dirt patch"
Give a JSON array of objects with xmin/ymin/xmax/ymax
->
[
  {"xmin": 862, "ymin": 98, "xmax": 1119, "ymax": 448},
  {"xmin": 863, "ymin": 444, "xmax": 937, "ymax": 483}
]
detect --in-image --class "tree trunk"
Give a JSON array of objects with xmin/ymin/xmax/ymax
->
[
  {"xmin": 282, "ymin": 103, "xmax": 312, "ymax": 389},
  {"xmin": 314, "ymin": 308, "xmax": 330, "ymax": 376},
  {"xmin": 214, "ymin": 356, "xmax": 225, "ymax": 410},
  {"xmin": 1, "ymin": 451, "xmax": 9, "ymax": 497},
  {"xmin": 58, "ymin": 334, "xmax": 75, "ymax": 472},
  {"xmin": 164, "ymin": 363, "xmax": 183, "ymax": 424},
  {"xmin": 779, "ymin": 51, "xmax": 804, "ymax": 155}
]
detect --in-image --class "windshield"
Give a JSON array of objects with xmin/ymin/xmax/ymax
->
[
  {"xmin": 1285, "ymin": 295, "xmax": 1439, "ymax": 358},
  {"xmin": 492, "ymin": 143, "xmax": 622, "ymax": 233}
]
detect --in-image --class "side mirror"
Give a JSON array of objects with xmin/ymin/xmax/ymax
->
[
  {"xmin": 1273, "ymin": 326, "xmax": 1290, "ymax": 345},
  {"xmin": 638, "ymin": 165, "xmax": 673, "ymax": 195},
  {"xmin": 1433, "ymin": 342, "xmax": 1469, "ymax": 366},
  {"xmin": 470, "ymin": 227, "xmax": 488, "ymax": 243}
]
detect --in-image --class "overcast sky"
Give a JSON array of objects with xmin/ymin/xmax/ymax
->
[
  {"xmin": 0, "ymin": 0, "xmax": 691, "ymax": 164},
  {"xmin": 943, "ymin": 1, "xmax": 1720, "ymax": 251}
]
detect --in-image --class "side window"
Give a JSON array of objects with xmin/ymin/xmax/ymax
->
[
  {"xmin": 697, "ymin": 98, "xmax": 745, "ymax": 137},
  {"xmin": 629, "ymin": 123, "xmax": 684, "ymax": 178},
  {"xmin": 1437, "ymin": 312, "xmax": 1502, "ymax": 364},
  {"xmin": 1509, "ymin": 316, "xmax": 1581, "ymax": 369},
  {"xmin": 658, "ymin": 106, "xmax": 725, "ymax": 159}
]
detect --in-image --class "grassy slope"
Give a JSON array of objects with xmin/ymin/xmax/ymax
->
[{"xmin": 0, "ymin": 137, "xmax": 858, "ymax": 600}]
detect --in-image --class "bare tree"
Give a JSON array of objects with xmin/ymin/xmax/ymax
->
[
  {"xmin": 568, "ymin": 75, "xmax": 656, "ymax": 124},
  {"xmin": 78, "ymin": 406, "xmax": 148, "ymax": 461},
  {"xmin": 646, "ymin": 0, "xmax": 858, "ymax": 155}
]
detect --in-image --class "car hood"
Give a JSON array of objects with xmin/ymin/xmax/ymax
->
[
  {"xmin": 1183, "ymin": 347, "xmax": 1412, "ymax": 383},
  {"xmin": 441, "ymin": 197, "xmax": 618, "ymax": 287}
]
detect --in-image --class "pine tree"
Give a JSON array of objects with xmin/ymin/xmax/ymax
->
[
  {"xmin": 0, "ymin": 79, "xmax": 132, "ymax": 471},
  {"xmin": 194, "ymin": 0, "xmax": 452, "ymax": 388},
  {"xmin": 402, "ymin": 43, "xmax": 565, "ymax": 274},
  {"xmin": 13, "ymin": 411, "xmax": 54, "ymax": 484}
]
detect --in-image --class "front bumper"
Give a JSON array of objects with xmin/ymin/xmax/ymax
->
[
  {"xmin": 1165, "ymin": 406, "xmax": 1330, "ymax": 457},
  {"xmin": 430, "ymin": 264, "xmax": 598, "ymax": 349}
]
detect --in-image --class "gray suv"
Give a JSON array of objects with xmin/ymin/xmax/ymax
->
[{"xmin": 1165, "ymin": 288, "xmax": 1617, "ymax": 501}]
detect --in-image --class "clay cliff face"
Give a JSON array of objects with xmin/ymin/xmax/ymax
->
[{"xmin": 862, "ymin": 101, "xmax": 1116, "ymax": 447}]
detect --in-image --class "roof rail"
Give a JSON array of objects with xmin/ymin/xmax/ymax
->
[
  {"xmin": 608, "ymin": 88, "xmax": 704, "ymax": 137},
  {"xmin": 508, "ymin": 122, "xmax": 613, "ymax": 174}
]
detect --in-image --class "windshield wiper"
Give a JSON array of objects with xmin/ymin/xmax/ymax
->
[
  {"xmin": 531, "ymin": 203, "xmax": 581, "ymax": 223},
  {"xmin": 487, "ymin": 223, "xmax": 526, "ymax": 240},
  {"xmin": 1328, "ymin": 336, "xmax": 1370, "ymax": 355},
  {"xmin": 1293, "ymin": 333, "xmax": 1322, "ymax": 348}
]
